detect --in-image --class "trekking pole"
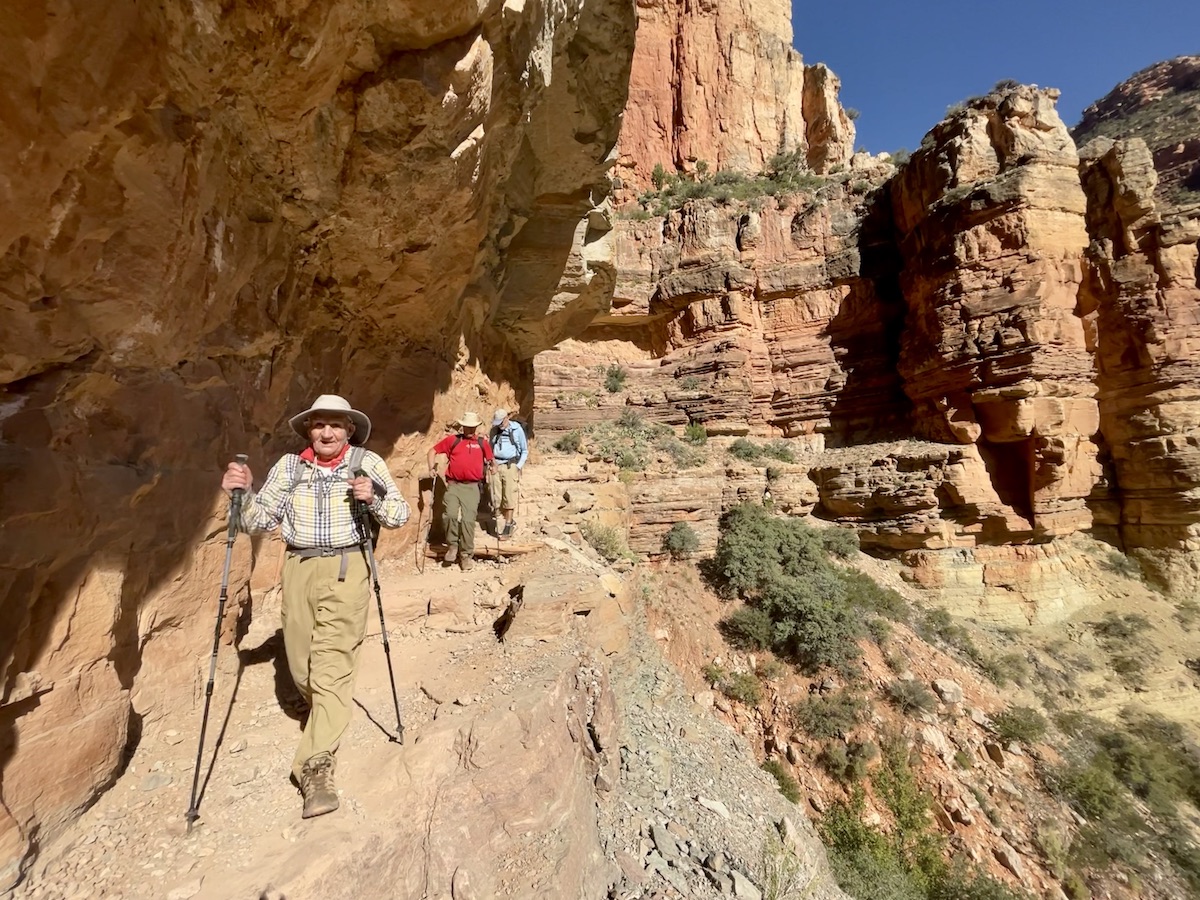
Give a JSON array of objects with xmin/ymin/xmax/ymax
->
[
  {"xmin": 186, "ymin": 453, "xmax": 248, "ymax": 833},
  {"xmin": 355, "ymin": 469, "xmax": 404, "ymax": 744}
]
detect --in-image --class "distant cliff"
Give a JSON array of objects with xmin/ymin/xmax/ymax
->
[{"xmin": 1073, "ymin": 55, "xmax": 1200, "ymax": 211}]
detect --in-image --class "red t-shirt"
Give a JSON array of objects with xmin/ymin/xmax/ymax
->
[{"xmin": 433, "ymin": 433, "xmax": 494, "ymax": 482}]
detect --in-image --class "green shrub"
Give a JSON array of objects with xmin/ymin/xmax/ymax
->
[
  {"xmin": 720, "ymin": 606, "xmax": 774, "ymax": 650},
  {"xmin": 1048, "ymin": 760, "xmax": 1128, "ymax": 821},
  {"xmin": 579, "ymin": 521, "xmax": 631, "ymax": 562},
  {"xmin": 990, "ymin": 707, "xmax": 1047, "ymax": 744},
  {"xmin": 1175, "ymin": 600, "xmax": 1200, "ymax": 630},
  {"xmin": 886, "ymin": 680, "xmax": 937, "ymax": 717},
  {"xmin": 890, "ymin": 148, "xmax": 912, "ymax": 165},
  {"xmin": 761, "ymin": 439, "xmax": 795, "ymax": 462},
  {"xmin": 762, "ymin": 758, "xmax": 802, "ymax": 803},
  {"xmin": 1101, "ymin": 550, "xmax": 1141, "ymax": 579},
  {"xmin": 684, "ymin": 422, "xmax": 707, "ymax": 444},
  {"xmin": 978, "ymin": 652, "xmax": 1032, "ymax": 687},
  {"xmin": 1091, "ymin": 611, "xmax": 1152, "ymax": 641},
  {"xmin": 792, "ymin": 690, "xmax": 867, "ymax": 739},
  {"xmin": 657, "ymin": 435, "xmax": 705, "ymax": 468},
  {"xmin": 721, "ymin": 672, "xmax": 763, "ymax": 705},
  {"xmin": 823, "ymin": 741, "xmax": 880, "ymax": 784},
  {"xmin": 954, "ymin": 750, "xmax": 973, "ymax": 770},
  {"xmin": 604, "ymin": 364, "xmax": 627, "ymax": 393},
  {"xmin": 704, "ymin": 662, "xmax": 763, "ymax": 705},
  {"xmin": 840, "ymin": 571, "xmax": 908, "ymax": 621},
  {"xmin": 662, "ymin": 522, "xmax": 700, "ymax": 559},
  {"xmin": 820, "ymin": 528, "xmax": 860, "ymax": 558},
  {"xmin": 651, "ymin": 162, "xmax": 667, "ymax": 190},
  {"xmin": 553, "ymin": 431, "xmax": 582, "ymax": 453},
  {"xmin": 616, "ymin": 407, "xmax": 643, "ymax": 429},
  {"xmin": 679, "ymin": 375, "xmax": 702, "ymax": 391},
  {"xmin": 866, "ymin": 617, "xmax": 892, "ymax": 646},
  {"xmin": 729, "ymin": 438, "xmax": 763, "ymax": 461},
  {"xmin": 711, "ymin": 504, "xmax": 906, "ymax": 673}
]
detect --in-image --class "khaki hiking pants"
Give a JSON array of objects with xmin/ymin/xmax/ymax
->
[
  {"xmin": 281, "ymin": 550, "xmax": 371, "ymax": 780},
  {"xmin": 442, "ymin": 480, "xmax": 481, "ymax": 557},
  {"xmin": 490, "ymin": 462, "xmax": 520, "ymax": 512}
]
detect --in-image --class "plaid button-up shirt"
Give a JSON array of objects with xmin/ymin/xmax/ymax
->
[{"xmin": 239, "ymin": 449, "xmax": 409, "ymax": 548}]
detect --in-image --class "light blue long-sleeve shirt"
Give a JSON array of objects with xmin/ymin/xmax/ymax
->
[{"xmin": 490, "ymin": 420, "xmax": 528, "ymax": 469}]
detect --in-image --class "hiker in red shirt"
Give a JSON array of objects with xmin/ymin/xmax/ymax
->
[{"xmin": 427, "ymin": 411, "xmax": 494, "ymax": 571}]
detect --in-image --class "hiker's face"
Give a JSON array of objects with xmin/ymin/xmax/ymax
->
[{"xmin": 307, "ymin": 415, "xmax": 354, "ymax": 459}]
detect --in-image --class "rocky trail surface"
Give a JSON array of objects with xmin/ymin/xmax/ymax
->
[{"xmin": 8, "ymin": 538, "xmax": 843, "ymax": 900}]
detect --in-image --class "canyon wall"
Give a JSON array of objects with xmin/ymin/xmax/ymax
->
[
  {"xmin": 0, "ymin": 0, "xmax": 634, "ymax": 885},
  {"xmin": 535, "ymin": 81, "xmax": 1200, "ymax": 611},
  {"xmin": 614, "ymin": 0, "xmax": 854, "ymax": 193}
]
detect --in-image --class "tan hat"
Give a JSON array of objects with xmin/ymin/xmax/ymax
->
[
  {"xmin": 456, "ymin": 411, "xmax": 483, "ymax": 429},
  {"xmin": 289, "ymin": 394, "xmax": 371, "ymax": 445},
  {"xmin": 492, "ymin": 408, "xmax": 509, "ymax": 427}
]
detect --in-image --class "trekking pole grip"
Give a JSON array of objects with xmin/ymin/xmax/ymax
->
[{"xmin": 228, "ymin": 454, "xmax": 249, "ymax": 535}]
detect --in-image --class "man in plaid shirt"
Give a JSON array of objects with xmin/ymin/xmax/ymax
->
[{"xmin": 221, "ymin": 394, "xmax": 408, "ymax": 818}]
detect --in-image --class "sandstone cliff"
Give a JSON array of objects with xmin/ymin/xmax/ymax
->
[
  {"xmin": 0, "ymin": 0, "xmax": 634, "ymax": 885},
  {"xmin": 614, "ymin": 0, "xmax": 855, "ymax": 193},
  {"xmin": 1073, "ymin": 55, "xmax": 1200, "ymax": 212},
  {"xmin": 535, "ymin": 80, "xmax": 1200, "ymax": 610}
]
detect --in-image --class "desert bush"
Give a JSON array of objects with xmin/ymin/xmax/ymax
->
[
  {"xmin": 761, "ymin": 439, "xmax": 795, "ymax": 462},
  {"xmin": 886, "ymin": 680, "xmax": 937, "ymax": 717},
  {"xmin": 866, "ymin": 617, "xmax": 893, "ymax": 646},
  {"xmin": 657, "ymin": 435, "xmax": 705, "ymax": 468},
  {"xmin": 1101, "ymin": 550, "xmax": 1142, "ymax": 579},
  {"xmin": 579, "ymin": 521, "xmax": 631, "ymax": 563},
  {"xmin": 604, "ymin": 364, "xmax": 627, "ymax": 393},
  {"xmin": 720, "ymin": 606, "xmax": 774, "ymax": 650},
  {"xmin": 841, "ymin": 570, "xmax": 908, "ymax": 620},
  {"xmin": 1092, "ymin": 611, "xmax": 1152, "ymax": 641},
  {"xmin": 703, "ymin": 663, "xmax": 763, "ymax": 705},
  {"xmin": 711, "ymin": 503, "xmax": 906, "ymax": 673},
  {"xmin": 553, "ymin": 431, "xmax": 583, "ymax": 453},
  {"xmin": 684, "ymin": 422, "xmax": 708, "ymax": 444},
  {"xmin": 978, "ymin": 652, "xmax": 1032, "ymax": 687},
  {"xmin": 762, "ymin": 759, "xmax": 802, "ymax": 803},
  {"xmin": 792, "ymin": 690, "xmax": 868, "ymax": 739},
  {"xmin": 662, "ymin": 522, "xmax": 700, "ymax": 559},
  {"xmin": 729, "ymin": 438, "xmax": 763, "ymax": 461},
  {"xmin": 821, "ymin": 528, "xmax": 860, "ymax": 558},
  {"xmin": 990, "ymin": 706, "xmax": 1047, "ymax": 744}
]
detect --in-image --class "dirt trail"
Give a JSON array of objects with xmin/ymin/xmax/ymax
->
[{"xmin": 9, "ymin": 547, "xmax": 569, "ymax": 900}]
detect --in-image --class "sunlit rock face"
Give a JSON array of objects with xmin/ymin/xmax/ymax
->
[
  {"xmin": 1078, "ymin": 135, "xmax": 1200, "ymax": 589},
  {"xmin": 889, "ymin": 86, "xmax": 1101, "ymax": 542},
  {"xmin": 0, "ymin": 0, "xmax": 634, "ymax": 885},
  {"xmin": 613, "ymin": 0, "xmax": 854, "ymax": 194}
]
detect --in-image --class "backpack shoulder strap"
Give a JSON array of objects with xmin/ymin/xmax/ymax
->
[{"xmin": 348, "ymin": 445, "xmax": 367, "ymax": 474}]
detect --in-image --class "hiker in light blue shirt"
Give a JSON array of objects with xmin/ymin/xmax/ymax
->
[{"xmin": 489, "ymin": 409, "xmax": 528, "ymax": 538}]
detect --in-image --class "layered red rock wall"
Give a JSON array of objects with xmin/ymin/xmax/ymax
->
[
  {"xmin": 890, "ymin": 87, "xmax": 1102, "ymax": 540},
  {"xmin": 1079, "ymin": 137, "xmax": 1200, "ymax": 587},
  {"xmin": 615, "ymin": 0, "xmax": 854, "ymax": 192},
  {"xmin": 0, "ymin": 0, "xmax": 634, "ymax": 885}
]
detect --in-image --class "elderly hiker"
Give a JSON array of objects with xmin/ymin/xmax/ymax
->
[
  {"xmin": 427, "ymin": 411, "xmax": 494, "ymax": 571},
  {"xmin": 220, "ymin": 394, "xmax": 409, "ymax": 819},
  {"xmin": 489, "ymin": 408, "xmax": 528, "ymax": 539}
]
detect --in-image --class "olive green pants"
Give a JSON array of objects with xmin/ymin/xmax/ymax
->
[
  {"xmin": 442, "ymin": 480, "xmax": 481, "ymax": 556},
  {"xmin": 281, "ymin": 550, "xmax": 370, "ymax": 780}
]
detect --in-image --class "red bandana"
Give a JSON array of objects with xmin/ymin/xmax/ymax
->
[{"xmin": 300, "ymin": 444, "xmax": 350, "ymax": 469}]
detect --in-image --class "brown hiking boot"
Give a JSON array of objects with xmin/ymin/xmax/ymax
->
[
  {"xmin": 460, "ymin": 555, "xmax": 474, "ymax": 572},
  {"xmin": 443, "ymin": 545, "xmax": 458, "ymax": 565},
  {"xmin": 299, "ymin": 752, "xmax": 339, "ymax": 819}
]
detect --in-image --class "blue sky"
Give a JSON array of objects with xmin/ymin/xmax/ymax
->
[{"xmin": 793, "ymin": 1, "xmax": 1200, "ymax": 153}]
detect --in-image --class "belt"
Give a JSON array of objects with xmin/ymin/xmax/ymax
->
[
  {"xmin": 287, "ymin": 545, "xmax": 361, "ymax": 581},
  {"xmin": 495, "ymin": 459, "xmax": 518, "ymax": 467}
]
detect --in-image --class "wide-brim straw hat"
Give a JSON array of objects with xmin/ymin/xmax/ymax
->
[
  {"xmin": 289, "ymin": 394, "xmax": 371, "ymax": 445},
  {"xmin": 456, "ymin": 411, "xmax": 484, "ymax": 429}
]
